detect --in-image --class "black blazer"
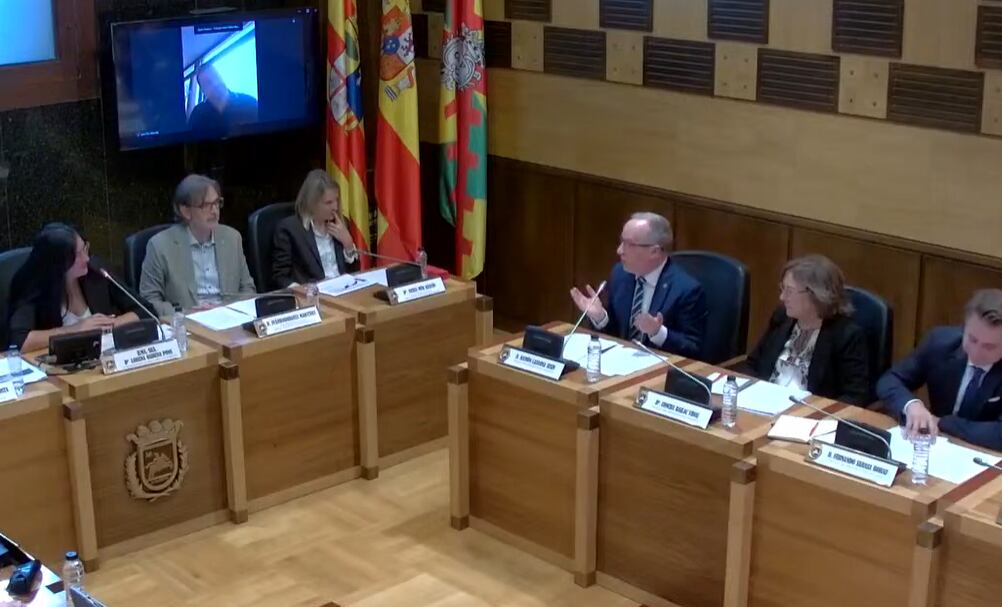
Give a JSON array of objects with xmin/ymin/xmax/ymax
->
[
  {"xmin": 742, "ymin": 308, "xmax": 871, "ymax": 406},
  {"xmin": 271, "ymin": 215, "xmax": 359, "ymax": 289},
  {"xmin": 7, "ymin": 262, "xmax": 154, "ymax": 349},
  {"xmin": 877, "ymin": 326, "xmax": 1002, "ymax": 451}
]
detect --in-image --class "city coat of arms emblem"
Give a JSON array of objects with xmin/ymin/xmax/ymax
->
[{"xmin": 125, "ymin": 419, "xmax": 189, "ymax": 502}]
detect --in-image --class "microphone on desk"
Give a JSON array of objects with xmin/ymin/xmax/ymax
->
[
  {"xmin": 973, "ymin": 457, "xmax": 1002, "ymax": 472},
  {"xmin": 631, "ymin": 339, "xmax": 712, "ymax": 403},
  {"xmin": 92, "ymin": 264, "xmax": 164, "ymax": 341},
  {"xmin": 787, "ymin": 395, "xmax": 894, "ymax": 459},
  {"xmin": 566, "ymin": 281, "xmax": 607, "ymax": 340},
  {"xmin": 356, "ymin": 248, "xmax": 429, "ymax": 275}
]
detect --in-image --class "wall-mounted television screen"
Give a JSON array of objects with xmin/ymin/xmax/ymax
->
[{"xmin": 110, "ymin": 8, "xmax": 320, "ymax": 151}]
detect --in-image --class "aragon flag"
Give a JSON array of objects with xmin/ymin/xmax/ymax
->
[
  {"xmin": 326, "ymin": 0, "xmax": 371, "ymax": 267},
  {"xmin": 375, "ymin": 1, "xmax": 423, "ymax": 261},
  {"xmin": 438, "ymin": 0, "xmax": 487, "ymax": 279}
]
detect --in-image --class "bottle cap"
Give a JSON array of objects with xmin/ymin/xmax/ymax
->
[{"xmin": 65, "ymin": 551, "xmax": 78, "ymax": 560}]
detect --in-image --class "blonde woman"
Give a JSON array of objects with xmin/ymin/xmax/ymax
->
[{"xmin": 271, "ymin": 169, "xmax": 359, "ymax": 289}]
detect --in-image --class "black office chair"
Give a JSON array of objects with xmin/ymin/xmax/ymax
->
[
  {"xmin": 123, "ymin": 224, "xmax": 172, "ymax": 289},
  {"xmin": 0, "ymin": 247, "xmax": 30, "ymax": 347},
  {"xmin": 247, "ymin": 202, "xmax": 294, "ymax": 291},
  {"xmin": 847, "ymin": 286, "xmax": 894, "ymax": 395},
  {"xmin": 672, "ymin": 250, "xmax": 750, "ymax": 364}
]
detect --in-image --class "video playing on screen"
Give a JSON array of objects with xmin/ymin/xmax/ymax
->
[{"xmin": 111, "ymin": 8, "xmax": 319, "ymax": 151}]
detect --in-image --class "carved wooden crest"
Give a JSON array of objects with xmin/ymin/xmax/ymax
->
[{"xmin": 125, "ymin": 419, "xmax": 188, "ymax": 502}]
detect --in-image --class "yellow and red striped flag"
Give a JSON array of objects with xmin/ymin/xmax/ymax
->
[
  {"xmin": 327, "ymin": 0, "xmax": 371, "ymax": 267},
  {"xmin": 439, "ymin": 0, "xmax": 487, "ymax": 279},
  {"xmin": 375, "ymin": 0, "xmax": 422, "ymax": 261}
]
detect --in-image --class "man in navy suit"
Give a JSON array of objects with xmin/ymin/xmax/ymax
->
[
  {"xmin": 569, "ymin": 212, "xmax": 707, "ymax": 358},
  {"xmin": 877, "ymin": 289, "xmax": 1002, "ymax": 451}
]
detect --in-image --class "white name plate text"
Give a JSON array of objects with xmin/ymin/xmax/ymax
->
[
  {"xmin": 254, "ymin": 306, "xmax": 322, "ymax": 338},
  {"xmin": 499, "ymin": 346, "xmax": 565, "ymax": 381},
  {"xmin": 806, "ymin": 440, "xmax": 898, "ymax": 487},
  {"xmin": 103, "ymin": 339, "xmax": 182, "ymax": 375},
  {"xmin": 635, "ymin": 387, "xmax": 713, "ymax": 429},
  {"xmin": 0, "ymin": 380, "xmax": 18, "ymax": 403},
  {"xmin": 388, "ymin": 277, "xmax": 447, "ymax": 305}
]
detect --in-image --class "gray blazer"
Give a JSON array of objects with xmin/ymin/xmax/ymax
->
[{"xmin": 139, "ymin": 223, "xmax": 257, "ymax": 317}]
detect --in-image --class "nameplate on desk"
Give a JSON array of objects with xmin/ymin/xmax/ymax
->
[
  {"xmin": 635, "ymin": 387, "xmax": 713, "ymax": 429},
  {"xmin": 498, "ymin": 346, "xmax": 565, "ymax": 381},
  {"xmin": 0, "ymin": 380, "xmax": 17, "ymax": 403},
  {"xmin": 102, "ymin": 339, "xmax": 181, "ymax": 375},
  {"xmin": 806, "ymin": 440, "xmax": 897, "ymax": 488},
  {"xmin": 253, "ymin": 306, "xmax": 322, "ymax": 338},
  {"xmin": 387, "ymin": 277, "xmax": 446, "ymax": 305}
]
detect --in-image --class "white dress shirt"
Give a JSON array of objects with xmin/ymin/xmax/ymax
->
[
  {"xmin": 593, "ymin": 258, "xmax": 670, "ymax": 347},
  {"xmin": 903, "ymin": 361, "xmax": 993, "ymax": 416},
  {"xmin": 306, "ymin": 219, "xmax": 359, "ymax": 280}
]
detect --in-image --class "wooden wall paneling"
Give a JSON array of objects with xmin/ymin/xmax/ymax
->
[
  {"xmin": 485, "ymin": 159, "xmax": 577, "ymax": 329},
  {"xmin": 413, "ymin": 13, "xmax": 430, "ymax": 58},
  {"xmin": 543, "ymin": 27, "xmax": 607, "ymax": 80},
  {"xmin": 832, "ymin": 0, "xmax": 904, "ymax": 58},
  {"xmin": 600, "ymin": 0, "xmax": 654, "ymax": 32},
  {"xmin": 674, "ymin": 205, "xmax": 791, "ymax": 346},
  {"xmin": 769, "ymin": 0, "xmax": 833, "ymax": 55},
  {"xmin": 652, "ymin": 0, "xmax": 708, "ymax": 41},
  {"xmin": 511, "ymin": 20, "xmax": 545, "ymax": 71},
  {"xmin": 757, "ymin": 49, "xmax": 840, "ymax": 113},
  {"xmin": 607, "ymin": 31, "xmax": 644, "ymax": 85},
  {"xmin": 982, "ymin": 70, "xmax": 1002, "ymax": 136},
  {"xmin": 790, "ymin": 228, "xmax": 920, "ymax": 360},
  {"xmin": 427, "ymin": 12, "xmax": 445, "ymax": 59},
  {"xmin": 486, "ymin": 21, "xmax": 514, "ymax": 69},
  {"xmin": 416, "ymin": 59, "xmax": 442, "ymax": 143},
  {"xmin": 422, "ymin": 0, "xmax": 445, "ymax": 12},
  {"xmin": 838, "ymin": 55, "xmax": 890, "ymax": 119},
  {"xmin": 902, "ymin": 0, "xmax": 978, "ymax": 70},
  {"xmin": 485, "ymin": 0, "xmax": 507, "ymax": 21},
  {"xmin": 886, "ymin": 64, "xmax": 984, "ymax": 133},
  {"xmin": 708, "ymin": 0, "xmax": 770, "ymax": 44},
  {"xmin": 714, "ymin": 41, "xmax": 758, "ymax": 100},
  {"xmin": 918, "ymin": 257, "xmax": 1002, "ymax": 338},
  {"xmin": 551, "ymin": 0, "xmax": 600, "ymax": 30},
  {"xmin": 977, "ymin": 6, "xmax": 1002, "ymax": 69},
  {"xmin": 506, "ymin": 0, "xmax": 552, "ymax": 22},
  {"xmin": 643, "ymin": 37, "xmax": 716, "ymax": 95},
  {"xmin": 572, "ymin": 182, "xmax": 675, "ymax": 292}
]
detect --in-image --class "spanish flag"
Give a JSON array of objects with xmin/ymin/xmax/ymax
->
[
  {"xmin": 327, "ymin": 0, "xmax": 371, "ymax": 267},
  {"xmin": 375, "ymin": 1, "xmax": 423, "ymax": 261},
  {"xmin": 439, "ymin": 0, "xmax": 487, "ymax": 279}
]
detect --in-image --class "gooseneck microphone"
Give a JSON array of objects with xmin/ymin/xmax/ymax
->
[
  {"xmin": 356, "ymin": 248, "xmax": 428, "ymax": 275},
  {"xmin": 94, "ymin": 265, "xmax": 164, "ymax": 341},
  {"xmin": 566, "ymin": 281, "xmax": 607, "ymax": 340},
  {"xmin": 973, "ymin": 457, "xmax": 1002, "ymax": 472},
  {"xmin": 631, "ymin": 339, "xmax": 712, "ymax": 402},
  {"xmin": 788, "ymin": 395, "xmax": 894, "ymax": 458}
]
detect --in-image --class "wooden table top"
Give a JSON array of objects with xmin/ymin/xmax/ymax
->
[
  {"xmin": 0, "ymin": 381, "xmax": 62, "ymax": 423},
  {"xmin": 943, "ymin": 473, "xmax": 1002, "ymax": 545}
]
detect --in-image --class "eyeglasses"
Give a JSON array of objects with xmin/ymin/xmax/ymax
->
[
  {"xmin": 778, "ymin": 283, "xmax": 810, "ymax": 296},
  {"xmin": 619, "ymin": 238, "xmax": 660, "ymax": 249},
  {"xmin": 192, "ymin": 197, "xmax": 224, "ymax": 211}
]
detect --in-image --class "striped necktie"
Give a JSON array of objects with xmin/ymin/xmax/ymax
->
[{"xmin": 629, "ymin": 276, "xmax": 646, "ymax": 341}]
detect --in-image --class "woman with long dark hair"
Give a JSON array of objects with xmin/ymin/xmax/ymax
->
[{"xmin": 7, "ymin": 223, "xmax": 153, "ymax": 352}]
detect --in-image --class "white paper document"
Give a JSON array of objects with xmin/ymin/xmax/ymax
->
[
  {"xmin": 188, "ymin": 305, "xmax": 256, "ymax": 331},
  {"xmin": 561, "ymin": 334, "xmax": 619, "ymax": 366},
  {"xmin": 599, "ymin": 345, "xmax": 663, "ymax": 377},
  {"xmin": 0, "ymin": 357, "xmax": 47, "ymax": 385},
  {"xmin": 706, "ymin": 372, "xmax": 753, "ymax": 395},
  {"xmin": 736, "ymin": 380, "xmax": 809, "ymax": 416},
  {"xmin": 768, "ymin": 415, "xmax": 837, "ymax": 443},
  {"xmin": 356, "ymin": 267, "xmax": 389, "ymax": 287},
  {"xmin": 318, "ymin": 274, "xmax": 377, "ymax": 297}
]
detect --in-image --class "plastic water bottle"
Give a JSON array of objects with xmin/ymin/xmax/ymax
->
[
  {"xmin": 586, "ymin": 335, "xmax": 602, "ymax": 383},
  {"xmin": 62, "ymin": 550, "xmax": 84, "ymax": 606},
  {"xmin": 303, "ymin": 283, "xmax": 320, "ymax": 308},
  {"xmin": 911, "ymin": 428, "xmax": 932, "ymax": 485},
  {"xmin": 722, "ymin": 375, "xmax": 739, "ymax": 429},
  {"xmin": 6, "ymin": 345, "xmax": 23, "ymax": 397},
  {"xmin": 171, "ymin": 305, "xmax": 188, "ymax": 355}
]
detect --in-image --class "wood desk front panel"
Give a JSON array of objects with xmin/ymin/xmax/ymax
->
[
  {"xmin": 937, "ymin": 531, "xmax": 1002, "ymax": 607},
  {"xmin": 83, "ymin": 364, "xmax": 225, "ymax": 547},
  {"xmin": 597, "ymin": 412, "xmax": 733, "ymax": 607},
  {"xmin": 468, "ymin": 370, "xmax": 579, "ymax": 559},
  {"xmin": 240, "ymin": 330, "xmax": 358, "ymax": 500},
  {"xmin": 0, "ymin": 391, "xmax": 75, "ymax": 565},
  {"xmin": 749, "ymin": 463, "xmax": 913, "ymax": 607},
  {"xmin": 374, "ymin": 300, "xmax": 474, "ymax": 457}
]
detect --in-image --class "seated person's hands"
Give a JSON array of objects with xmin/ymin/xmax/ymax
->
[
  {"xmin": 904, "ymin": 400, "xmax": 939, "ymax": 439},
  {"xmin": 633, "ymin": 312, "xmax": 663, "ymax": 339},
  {"xmin": 570, "ymin": 285, "xmax": 606, "ymax": 323},
  {"xmin": 76, "ymin": 314, "xmax": 116, "ymax": 332}
]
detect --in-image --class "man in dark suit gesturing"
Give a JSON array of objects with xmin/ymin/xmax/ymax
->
[
  {"xmin": 878, "ymin": 289, "xmax": 1002, "ymax": 451},
  {"xmin": 569, "ymin": 212, "xmax": 707, "ymax": 358}
]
